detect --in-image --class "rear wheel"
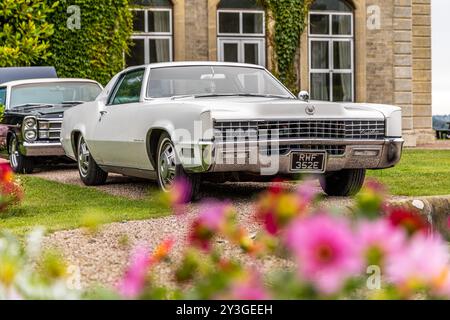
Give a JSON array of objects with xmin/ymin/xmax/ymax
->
[
  {"xmin": 9, "ymin": 134, "xmax": 34, "ymax": 174},
  {"xmin": 77, "ymin": 135, "xmax": 108, "ymax": 186},
  {"xmin": 156, "ymin": 133, "xmax": 200, "ymax": 202},
  {"xmin": 320, "ymin": 169, "xmax": 366, "ymax": 197}
]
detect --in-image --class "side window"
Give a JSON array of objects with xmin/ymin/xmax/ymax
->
[
  {"xmin": 0, "ymin": 87, "xmax": 6, "ymax": 106},
  {"xmin": 110, "ymin": 69, "xmax": 145, "ymax": 105}
]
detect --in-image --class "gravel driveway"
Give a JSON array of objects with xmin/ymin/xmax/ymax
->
[{"xmin": 34, "ymin": 166, "xmax": 368, "ymax": 289}]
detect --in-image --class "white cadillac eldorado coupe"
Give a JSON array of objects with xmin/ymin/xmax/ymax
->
[{"xmin": 61, "ymin": 62, "xmax": 404, "ymax": 201}]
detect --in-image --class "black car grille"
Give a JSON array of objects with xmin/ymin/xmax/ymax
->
[{"xmin": 38, "ymin": 120, "xmax": 62, "ymax": 141}]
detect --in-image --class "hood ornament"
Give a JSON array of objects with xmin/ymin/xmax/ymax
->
[{"xmin": 305, "ymin": 105, "xmax": 316, "ymax": 115}]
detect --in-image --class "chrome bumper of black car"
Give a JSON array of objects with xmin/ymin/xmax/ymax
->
[{"xmin": 21, "ymin": 142, "xmax": 66, "ymax": 157}]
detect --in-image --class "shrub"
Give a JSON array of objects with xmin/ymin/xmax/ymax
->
[
  {"xmin": 0, "ymin": 0, "xmax": 58, "ymax": 67},
  {"xmin": 45, "ymin": 0, "xmax": 133, "ymax": 85}
]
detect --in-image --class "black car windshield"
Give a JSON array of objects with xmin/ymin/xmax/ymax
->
[
  {"xmin": 10, "ymin": 82, "xmax": 102, "ymax": 108},
  {"xmin": 147, "ymin": 66, "xmax": 294, "ymax": 99}
]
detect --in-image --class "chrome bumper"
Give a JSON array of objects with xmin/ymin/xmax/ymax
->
[
  {"xmin": 21, "ymin": 142, "xmax": 66, "ymax": 157},
  {"xmin": 188, "ymin": 138, "xmax": 404, "ymax": 174}
]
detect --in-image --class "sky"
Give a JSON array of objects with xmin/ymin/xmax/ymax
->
[{"xmin": 432, "ymin": 0, "xmax": 450, "ymax": 115}]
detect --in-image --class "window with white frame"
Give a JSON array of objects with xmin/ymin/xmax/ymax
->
[
  {"xmin": 127, "ymin": 1, "xmax": 173, "ymax": 67},
  {"xmin": 217, "ymin": 0, "xmax": 266, "ymax": 66},
  {"xmin": 309, "ymin": 0, "xmax": 354, "ymax": 102}
]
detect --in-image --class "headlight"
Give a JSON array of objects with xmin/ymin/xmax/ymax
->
[
  {"xmin": 39, "ymin": 121, "xmax": 50, "ymax": 130},
  {"xmin": 25, "ymin": 130, "xmax": 37, "ymax": 141},
  {"xmin": 39, "ymin": 131, "xmax": 49, "ymax": 139},
  {"xmin": 23, "ymin": 116, "xmax": 38, "ymax": 142},
  {"xmin": 24, "ymin": 116, "xmax": 37, "ymax": 129}
]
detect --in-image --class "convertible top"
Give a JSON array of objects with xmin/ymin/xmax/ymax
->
[{"xmin": 0, "ymin": 67, "xmax": 57, "ymax": 85}]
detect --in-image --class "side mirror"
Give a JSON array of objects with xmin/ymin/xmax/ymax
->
[{"xmin": 298, "ymin": 90, "xmax": 310, "ymax": 102}]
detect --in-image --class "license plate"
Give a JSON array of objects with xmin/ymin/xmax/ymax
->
[{"xmin": 290, "ymin": 152, "xmax": 327, "ymax": 173}]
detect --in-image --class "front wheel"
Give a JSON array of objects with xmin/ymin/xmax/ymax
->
[
  {"xmin": 9, "ymin": 134, "xmax": 34, "ymax": 174},
  {"xmin": 156, "ymin": 133, "xmax": 200, "ymax": 202},
  {"xmin": 320, "ymin": 169, "xmax": 366, "ymax": 197},
  {"xmin": 77, "ymin": 135, "xmax": 108, "ymax": 186}
]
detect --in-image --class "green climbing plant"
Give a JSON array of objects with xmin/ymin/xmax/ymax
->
[
  {"xmin": 260, "ymin": 0, "xmax": 313, "ymax": 94},
  {"xmin": 46, "ymin": 0, "xmax": 133, "ymax": 85}
]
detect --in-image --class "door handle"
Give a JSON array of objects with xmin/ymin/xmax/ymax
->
[{"xmin": 99, "ymin": 110, "xmax": 108, "ymax": 122}]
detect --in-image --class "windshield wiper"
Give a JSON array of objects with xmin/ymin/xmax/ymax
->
[
  {"xmin": 233, "ymin": 93, "xmax": 293, "ymax": 99},
  {"xmin": 61, "ymin": 101, "xmax": 85, "ymax": 106},
  {"xmin": 170, "ymin": 93, "xmax": 294, "ymax": 100},
  {"xmin": 14, "ymin": 103, "xmax": 55, "ymax": 110}
]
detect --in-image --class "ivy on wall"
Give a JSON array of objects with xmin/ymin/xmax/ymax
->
[
  {"xmin": 0, "ymin": 0, "xmax": 58, "ymax": 67},
  {"xmin": 260, "ymin": 0, "xmax": 313, "ymax": 94},
  {"xmin": 45, "ymin": 0, "xmax": 133, "ymax": 85}
]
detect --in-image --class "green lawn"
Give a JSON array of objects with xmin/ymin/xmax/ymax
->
[
  {"xmin": 368, "ymin": 149, "xmax": 450, "ymax": 196},
  {"xmin": 1, "ymin": 176, "xmax": 170, "ymax": 235}
]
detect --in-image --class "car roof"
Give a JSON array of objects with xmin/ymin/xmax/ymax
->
[
  {"xmin": 123, "ymin": 61, "xmax": 266, "ymax": 72},
  {"xmin": 1, "ymin": 78, "xmax": 102, "ymax": 88},
  {"xmin": 0, "ymin": 66, "xmax": 57, "ymax": 85}
]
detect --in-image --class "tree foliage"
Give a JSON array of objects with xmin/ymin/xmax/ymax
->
[{"xmin": 0, "ymin": 0, "xmax": 58, "ymax": 67}]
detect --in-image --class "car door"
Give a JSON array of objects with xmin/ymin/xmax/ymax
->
[{"xmin": 92, "ymin": 68, "xmax": 150, "ymax": 169}]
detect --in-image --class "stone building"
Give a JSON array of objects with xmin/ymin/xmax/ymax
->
[{"xmin": 128, "ymin": 0, "xmax": 432, "ymax": 146}]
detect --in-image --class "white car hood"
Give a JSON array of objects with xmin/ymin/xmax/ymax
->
[{"xmin": 173, "ymin": 97, "xmax": 398, "ymax": 120}]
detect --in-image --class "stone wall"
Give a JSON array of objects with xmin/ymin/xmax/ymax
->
[
  {"xmin": 365, "ymin": 0, "xmax": 395, "ymax": 106},
  {"xmin": 184, "ymin": 0, "xmax": 209, "ymax": 61}
]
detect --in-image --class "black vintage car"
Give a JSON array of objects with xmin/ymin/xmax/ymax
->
[{"xmin": 0, "ymin": 74, "xmax": 102, "ymax": 173}]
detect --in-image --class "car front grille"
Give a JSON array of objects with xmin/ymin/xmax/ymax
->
[
  {"xmin": 38, "ymin": 120, "xmax": 62, "ymax": 141},
  {"xmin": 214, "ymin": 120, "xmax": 386, "ymax": 141}
]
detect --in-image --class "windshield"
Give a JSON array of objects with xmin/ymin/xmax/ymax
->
[
  {"xmin": 147, "ymin": 66, "xmax": 294, "ymax": 99},
  {"xmin": 10, "ymin": 82, "xmax": 102, "ymax": 108}
]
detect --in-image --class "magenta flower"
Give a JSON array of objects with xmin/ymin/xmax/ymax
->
[
  {"xmin": 189, "ymin": 201, "xmax": 231, "ymax": 250},
  {"xmin": 117, "ymin": 246, "xmax": 152, "ymax": 299},
  {"xmin": 356, "ymin": 219, "xmax": 407, "ymax": 266},
  {"xmin": 229, "ymin": 273, "xmax": 269, "ymax": 300},
  {"xmin": 198, "ymin": 201, "xmax": 230, "ymax": 230},
  {"xmin": 296, "ymin": 180, "xmax": 319, "ymax": 204},
  {"xmin": 386, "ymin": 234, "xmax": 450, "ymax": 295},
  {"xmin": 285, "ymin": 214, "xmax": 363, "ymax": 295}
]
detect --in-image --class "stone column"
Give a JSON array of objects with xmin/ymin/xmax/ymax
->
[
  {"xmin": 393, "ymin": 0, "xmax": 415, "ymax": 146},
  {"xmin": 412, "ymin": 0, "xmax": 433, "ymax": 145}
]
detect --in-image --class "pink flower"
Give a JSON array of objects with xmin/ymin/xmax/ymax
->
[
  {"xmin": 117, "ymin": 246, "xmax": 152, "ymax": 298},
  {"xmin": 386, "ymin": 234, "xmax": 450, "ymax": 296},
  {"xmin": 189, "ymin": 201, "xmax": 231, "ymax": 250},
  {"xmin": 357, "ymin": 219, "xmax": 407, "ymax": 266},
  {"xmin": 285, "ymin": 214, "xmax": 363, "ymax": 295},
  {"xmin": 296, "ymin": 180, "xmax": 319, "ymax": 204},
  {"xmin": 168, "ymin": 178, "xmax": 192, "ymax": 212},
  {"xmin": 198, "ymin": 201, "xmax": 230, "ymax": 230},
  {"xmin": 229, "ymin": 273, "xmax": 269, "ymax": 300}
]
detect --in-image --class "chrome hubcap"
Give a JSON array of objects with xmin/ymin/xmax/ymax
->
[
  {"xmin": 10, "ymin": 137, "xmax": 19, "ymax": 169},
  {"xmin": 78, "ymin": 138, "xmax": 90, "ymax": 177},
  {"xmin": 158, "ymin": 139, "xmax": 176, "ymax": 191}
]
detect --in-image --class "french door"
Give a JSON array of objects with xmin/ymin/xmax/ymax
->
[
  {"xmin": 218, "ymin": 38, "xmax": 265, "ymax": 66},
  {"xmin": 309, "ymin": 38, "xmax": 354, "ymax": 102}
]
